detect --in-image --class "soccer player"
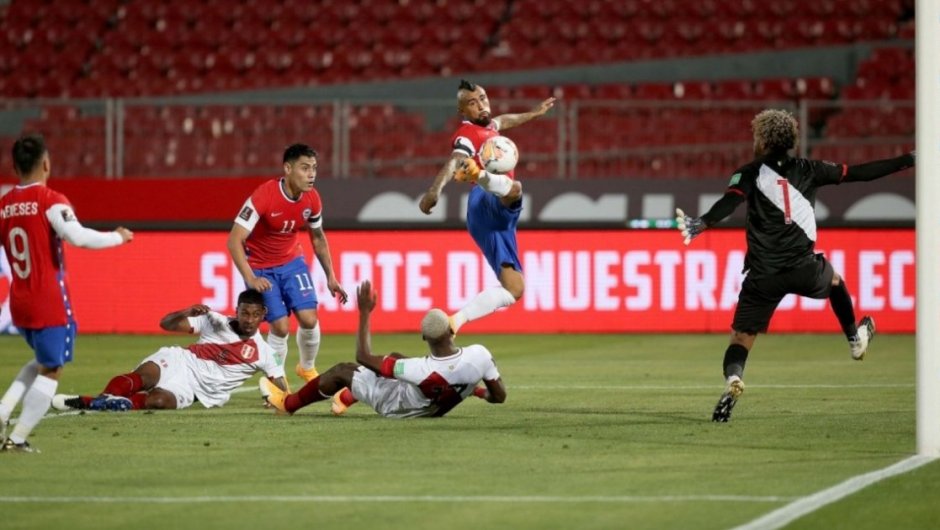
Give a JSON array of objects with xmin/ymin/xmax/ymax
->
[
  {"xmin": 675, "ymin": 109, "xmax": 915, "ymax": 422},
  {"xmin": 419, "ymin": 80, "xmax": 555, "ymax": 333},
  {"xmin": 227, "ymin": 144, "xmax": 348, "ymax": 386},
  {"xmin": 52, "ymin": 289, "xmax": 287, "ymax": 412},
  {"xmin": 0, "ymin": 133, "xmax": 133, "ymax": 453},
  {"xmin": 261, "ymin": 280, "xmax": 506, "ymax": 418}
]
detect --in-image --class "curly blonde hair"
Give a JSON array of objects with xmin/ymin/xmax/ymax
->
[{"xmin": 752, "ymin": 109, "xmax": 798, "ymax": 154}]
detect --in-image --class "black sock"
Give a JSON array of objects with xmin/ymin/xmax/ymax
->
[
  {"xmin": 829, "ymin": 280, "xmax": 858, "ymax": 340},
  {"xmin": 723, "ymin": 344, "xmax": 749, "ymax": 379}
]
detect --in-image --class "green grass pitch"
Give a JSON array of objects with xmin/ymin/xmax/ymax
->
[{"xmin": 0, "ymin": 332, "xmax": 937, "ymax": 530}]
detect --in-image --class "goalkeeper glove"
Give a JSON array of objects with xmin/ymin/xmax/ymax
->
[
  {"xmin": 676, "ymin": 208, "xmax": 705, "ymax": 245},
  {"xmin": 454, "ymin": 158, "xmax": 482, "ymax": 183}
]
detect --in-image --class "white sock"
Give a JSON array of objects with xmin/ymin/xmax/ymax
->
[
  {"xmin": 0, "ymin": 360, "xmax": 39, "ymax": 423},
  {"xmin": 478, "ymin": 171, "xmax": 513, "ymax": 197},
  {"xmin": 9, "ymin": 374, "xmax": 57, "ymax": 444},
  {"xmin": 297, "ymin": 324, "xmax": 321, "ymax": 371},
  {"xmin": 452, "ymin": 286, "xmax": 517, "ymax": 331},
  {"xmin": 267, "ymin": 333, "xmax": 289, "ymax": 367}
]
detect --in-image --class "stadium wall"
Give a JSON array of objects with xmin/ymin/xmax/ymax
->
[{"xmin": 0, "ymin": 229, "xmax": 913, "ymax": 335}]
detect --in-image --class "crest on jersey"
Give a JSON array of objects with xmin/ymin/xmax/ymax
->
[
  {"xmin": 302, "ymin": 208, "xmax": 313, "ymax": 221},
  {"xmin": 61, "ymin": 208, "xmax": 76, "ymax": 222},
  {"xmin": 238, "ymin": 206, "xmax": 254, "ymax": 221},
  {"xmin": 240, "ymin": 344, "xmax": 256, "ymax": 360}
]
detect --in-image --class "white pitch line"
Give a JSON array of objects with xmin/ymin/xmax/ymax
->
[
  {"xmin": 511, "ymin": 384, "xmax": 912, "ymax": 390},
  {"xmin": 728, "ymin": 455, "xmax": 937, "ymax": 530},
  {"xmin": 0, "ymin": 494, "xmax": 795, "ymax": 504}
]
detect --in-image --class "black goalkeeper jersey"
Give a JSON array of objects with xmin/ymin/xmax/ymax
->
[{"xmin": 728, "ymin": 154, "xmax": 846, "ymax": 277}]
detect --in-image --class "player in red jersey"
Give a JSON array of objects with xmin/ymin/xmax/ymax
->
[
  {"xmin": 0, "ymin": 134, "xmax": 133, "ymax": 452},
  {"xmin": 419, "ymin": 80, "xmax": 555, "ymax": 333},
  {"xmin": 228, "ymin": 144, "xmax": 347, "ymax": 389}
]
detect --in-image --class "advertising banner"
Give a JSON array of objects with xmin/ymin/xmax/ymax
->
[{"xmin": 0, "ymin": 230, "xmax": 914, "ymax": 334}]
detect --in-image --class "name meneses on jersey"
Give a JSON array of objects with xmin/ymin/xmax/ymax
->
[{"xmin": 0, "ymin": 201, "xmax": 39, "ymax": 219}]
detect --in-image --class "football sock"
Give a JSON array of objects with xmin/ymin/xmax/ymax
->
[
  {"xmin": 451, "ymin": 286, "xmax": 517, "ymax": 331},
  {"xmin": 285, "ymin": 376, "xmax": 328, "ymax": 413},
  {"xmin": 9, "ymin": 374, "xmax": 57, "ymax": 445},
  {"xmin": 130, "ymin": 393, "xmax": 148, "ymax": 410},
  {"xmin": 478, "ymin": 172, "xmax": 513, "ymax": 197},
  {"xmin": 267, "ymin": 332, "xmax": 289, "ymax": 367},
  {"xmin": 338, "ymin": 387, "xmax": 358, "ymax": 407},
  {"xmin": 297, "ymin": 324, "xmax": 321, "ymax": 371},
  {"xmin": 0, "ymin": 360, "xmax": 39, "ymax": 423},
  {"xmin": 102, "ymin": 372, "xmax": 144, "ymax": 397},
  {"xmin": 829, "ymin": 279, "xmax": 858, "ymax": 340},
  {"xmin": 722, "ymin": 344, "xmax": 750, "ymax": 380}
]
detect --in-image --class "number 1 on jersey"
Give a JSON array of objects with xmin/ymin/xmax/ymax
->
[{"xmin": 776, "ymin": 178, "xmax": 793, "ymax": 224}]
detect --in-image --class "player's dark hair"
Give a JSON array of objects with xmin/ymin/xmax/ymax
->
[
  {"xmin": 11, "ymin": 133, "xmax": 47, "ymax": 176},
  {"xmin": 237, "ymin": 289, "xmax": 266, "ymax": 307},
  {"xmin": 458, "ymin": 79, "xmax": 477, "ymax": 91},
  {"xmin": 283, "ymin": 143, "xmax": 317, "ymax": 164}
]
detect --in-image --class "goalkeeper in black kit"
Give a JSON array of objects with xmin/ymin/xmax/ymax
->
[{"xmin": 675, "ymin": 109, "xmax": 915, "ymax": 422}]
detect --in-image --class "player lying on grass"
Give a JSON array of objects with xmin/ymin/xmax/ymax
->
[
  {"xmin": 675, "ymin": 108, "xmax": 915, "ymax": 422},
  {"xmin": 261, "ymin": 280, "xmax": 506, "ymax": 418},
  {"xmin": 52, "ymin": 289, "xmax": 288, "ymax": 411}
]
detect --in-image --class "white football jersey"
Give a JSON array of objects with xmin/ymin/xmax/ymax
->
[
  {"xmin": 352, "ymin": 344, "xmax": 500, "ymax": 418},
  {"xmin": 178, "ymin": 312, "xmax": 284, "ymax": 407}
]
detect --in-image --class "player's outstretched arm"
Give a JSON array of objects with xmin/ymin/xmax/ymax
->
[
  {"xmin": 420, "ymin": 154, "xmax": 463, "ymax": 214},
  {"xmin": 494, "ymin": 97, "xmax": 556, "ymax": 131},
  {"xmin": 45, "ymin": 205, "xmax": 133, "ymax": 249},
  {"xmin": 227, "ymin": 224, "xmax": 271, "ymax": 292},
  {"xmin": 675, "ymin": 208, "xmax": 706, "ymax": 246},
  {"xmin": 310, "ymin": 227, "xmax": 348, "ymax": 304},
  {"xmin": 354, "ymin": 281, "xmax": 384, "ymax": 372},
  {"xmin": 159, "ymin": 304, "xmax": 210, "ymax": 333},
  {"xmin": 844, "ymin": 152, "xmax": 915, "ymax": 182}
]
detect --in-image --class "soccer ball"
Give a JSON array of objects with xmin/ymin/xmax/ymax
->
[{"xmin": 478, "ymin": 136, "xmax": 519, "ymax": 174}]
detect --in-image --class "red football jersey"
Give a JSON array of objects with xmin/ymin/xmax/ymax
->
[
  {"xmin": 0, "ymin": 184, "xmax": 73, "ymax": 328},
  {"xmin": 233, "ymin": 178, "xmax": 323, "ymax": 269},
  {"xmin": 450, "ymin": 120, "xmax": 516, "ymax": 179}
]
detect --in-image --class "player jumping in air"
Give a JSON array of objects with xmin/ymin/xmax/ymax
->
[
  {"xmin": 0, "ymin": 134, "xmax": 133, "ymax": 452},
  {"xmin": 675, "ymin": 109, "xmax": 915, "ymax": 422},
  {"xmin": 419, "ymin": 80, "xmax": 555, "ymax": 334}
]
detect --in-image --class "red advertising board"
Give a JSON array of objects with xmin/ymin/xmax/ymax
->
[{"xmin": 1, "ymin": 229, "xmax": 914, "ymax": 334}]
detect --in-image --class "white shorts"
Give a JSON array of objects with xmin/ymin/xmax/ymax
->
[
  {"xmin": 350, "ymin": 367, "xmax": 433, "ymax": 418},
  {"xmin": 138, "ymin": 347, "xmax": 198, "ymax": 409}
]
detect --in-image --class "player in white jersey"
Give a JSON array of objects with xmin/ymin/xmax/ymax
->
[
  {"xmin": 262, "ymin": 280, "xmax": 506, "ymax": 418},
  {"xmin": 52, "ymin": 289, "xmax": 287, "ymax": 411}
]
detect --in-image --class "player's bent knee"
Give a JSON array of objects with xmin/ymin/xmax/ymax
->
[{"xmin": 146, "ymin": 391, "xmax": 177, "ymax": 410}]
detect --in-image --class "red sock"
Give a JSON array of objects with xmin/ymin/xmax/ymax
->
[
  {"xmin": 130, "ymin": 393, "xmax": 148, "ymax": 410},
  {"xmin": 102, "ymin": 373, "xmax": 144, "ymax": 397},
  {"xmin": 338, "ymin": 387, "xmax": 357, "ymax": 406},
  {"xmin": 285, "ymin": 376, "xmax": 328, "ymax": 413}
]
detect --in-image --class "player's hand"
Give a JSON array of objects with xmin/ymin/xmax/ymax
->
[
  {"xmin": 472, "ymin": 387, "xmax": 488, "ymax": 400},
  {"xmin": 186, "ymin": 304, "xmax": 211, "ymax": 317},
  {"xmin": 115, "ymin": 227, "xmax": 134, "ymax": 243},
  {"xmin": 532, "ymin": 97, "xmax": 556, "ymax": 116},
  {"xmin": 247, "ymin": 276, "xmax": 272, "ymax": 292},
  {"xmin": 453, "ymin": 158, "xmax": 481, "ymax": 183},
  {"xmin": 419, "ymin": 189, "xmax": 439, "ymax": 214},
  {"xmin": 328, "ymin": 277, "xmax": 348, "ymax": 304},
  {"xmin": 676, "ymin": 208, "xmax": 705, "ymax": 246},
  {"xmin": 357, "ymin": 280, "xmax": 377, "ymax": 313}
]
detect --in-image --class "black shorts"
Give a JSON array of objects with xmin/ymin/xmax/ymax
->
[{"xmin": 732, "ymin": 254, "xmax": 835, "ymax": 334}]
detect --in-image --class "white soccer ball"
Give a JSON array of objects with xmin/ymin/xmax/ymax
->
[{"xmin": 478, "ymin": 136, "xmax": 519, "ymax": 174}]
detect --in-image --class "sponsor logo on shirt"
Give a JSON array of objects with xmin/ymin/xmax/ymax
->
[{"xmin": 271, "ymin": 212, "xmax": 283, "ymax": 217}]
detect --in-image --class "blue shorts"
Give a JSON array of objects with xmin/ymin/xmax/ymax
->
[
  {"xmin": 253, "ymin": 257, "xmax": 319, "ymax": 322},
  {"xmin": 21, "ymin": 321, "xmax": 77, "ymax": 368},
  {"xmin": 466, "ymin": 186, "xmax": 523, "ymax": 277}
]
